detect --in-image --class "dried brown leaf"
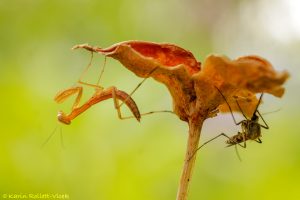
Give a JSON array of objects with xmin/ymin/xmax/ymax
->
[
  {"xmin": 89, "ymin": 40, "xmax": 289, "ymax": 119},
  {"xmin": 193, "ymin": 55, "xmax": 289, "ymax": 116}
]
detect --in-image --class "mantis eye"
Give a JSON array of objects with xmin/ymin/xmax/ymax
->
[{"xmin": 57, "ymin": 111, "xmax": 71, "ymax": 125}]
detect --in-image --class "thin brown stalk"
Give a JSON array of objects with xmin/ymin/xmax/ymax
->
[{"xmin": 176, "ymin": 116, "xmax": 205, "ymax": 200}]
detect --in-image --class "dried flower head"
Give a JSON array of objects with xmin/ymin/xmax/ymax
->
[
  {"xmin": 72, "ymin": 41, "xmax": 289, "ymax": 200},
  {"xmin": 75, "ymin": 41, "xmax": 288, "ymax": 119}
]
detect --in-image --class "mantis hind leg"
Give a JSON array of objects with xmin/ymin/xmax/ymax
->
[
  {"xmin": 118, "ymin": 67, "xmax": 174, "ymax": 117},
  {"xmin": 111, "ymin": 87, "xmax": 140, "ymax": 121},
  {"xmin": 76, "ymin": 50, "xmax": 106, "ymax": 90},
  {"xmin": 110, "ymin": 87, "xmax": 172, "ymax": 121}
]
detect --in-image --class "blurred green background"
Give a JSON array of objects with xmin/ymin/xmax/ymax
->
[{"xmin": 0, "ymin": 0, "xmax": 299, "ymax": 199}]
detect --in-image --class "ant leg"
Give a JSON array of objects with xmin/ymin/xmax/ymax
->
[
  {"xmin": 54, "ymin": 86, "xmax": 83, "ymax": 109},
  {"xmin": 234, "ymin": 145, "xmax": 242, "ymax": 161},
  {"xmin": 251, "ymin": 93, "xmax": 269, "ymax": 129},
  {"xmin": 214, "ymin": 86, "xmax": 244, "ymax": 125},
  {"xmin": 199, "ymin": 133, "xmax": 233, "ymax": 149},
  {"xmin": 255, "ymin": 138, "xmax": 262, "ymax": 143},
  {"xmin": 240, "ymin": 131, "xmax": 247, "ymax": 148},
  {"xmin": 256, "ymin": 110, "xmax": 269, "ymax": 129},
  {"xmin": 225, "ymin": 131, "xmax": 246, "ymax": 161},
  {"xmin": 188, "ymin": 133, "xmax": 233, "ymax": 161}
]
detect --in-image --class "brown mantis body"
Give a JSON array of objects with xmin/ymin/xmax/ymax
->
[{"xmin": 54, "ymin": 86, "xmax": 141, "ymax": 125}]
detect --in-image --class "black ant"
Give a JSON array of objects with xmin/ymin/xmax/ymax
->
[{"xmin": 191, "ymin": 87, "xmax": 269, "ymax": 160}]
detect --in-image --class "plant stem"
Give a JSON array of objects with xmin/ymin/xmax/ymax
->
[{"xmin": 176, "ymin": 116, "xmax": 204, "ymax": 200}]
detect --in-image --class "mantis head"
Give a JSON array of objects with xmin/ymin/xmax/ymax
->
[{"xmin": 57, "ymin": 111, "xmax": 71, "ymax": 125}]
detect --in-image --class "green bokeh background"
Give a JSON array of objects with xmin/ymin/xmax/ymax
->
[{"xmin": 1, "ymin": 0, "xmax": 299, "ymax": 200}]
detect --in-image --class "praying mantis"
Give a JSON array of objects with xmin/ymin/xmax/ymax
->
[
  {"xmin": 54, "ymin": 85, "xmax": 141, "ymax": 124},
  {"xmin": 54, "ymin": 44, "xmax": 173, "ymax": 125}
]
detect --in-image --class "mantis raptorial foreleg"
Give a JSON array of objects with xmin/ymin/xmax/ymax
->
[{"xmin": 54, "ymin": 86, "xmax": 83, "ymax": 110}]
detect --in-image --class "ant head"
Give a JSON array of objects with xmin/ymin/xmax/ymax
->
[
  {"xmin": 251, "ymin": 112, "xmax": 259, "ymax": 121},
  {"xmin": 57, "ymin": 111, "xmax": 71, "ymax": 125}
]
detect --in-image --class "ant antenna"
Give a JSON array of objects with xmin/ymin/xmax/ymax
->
[
  {"xmin": 235, "ymin": 99, "xmax": 248, "ymax": 120},
  {"xmin": 253, "ymin": 93, "xmax": 264, "ymax": 116},
  {"xmin": 261, "ymin": 108, "xmax": 281, "ymax": 115},
  {"xmin": 256, "ymin": 109, "xmax": 269, "ymax": 129}
]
